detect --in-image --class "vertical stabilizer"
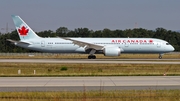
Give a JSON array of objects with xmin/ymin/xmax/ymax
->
[{"xmin": 11, "ymin": 15, "xmax": 40, "ymax": 40}]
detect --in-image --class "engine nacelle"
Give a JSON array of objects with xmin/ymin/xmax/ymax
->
[{"xmin": 103, "ymin": 47, "xmax": 121, "ymax": 56}]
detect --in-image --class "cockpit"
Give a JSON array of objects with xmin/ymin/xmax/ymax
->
[{"xmin": 166, "ymin": 43, "xmax": 170, "ymax": 45}]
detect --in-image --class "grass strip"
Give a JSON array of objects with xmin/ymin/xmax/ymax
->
[
  {"xmin": 0, "ymin": 63, "xmax": 180, "ymax": 76},
  {"xmin": 0, "ymin": 90, "xmax": 179, "ymax": 101}
]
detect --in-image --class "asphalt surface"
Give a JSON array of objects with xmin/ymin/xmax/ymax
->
[
  {"xmin": 0, "ymin": 76, "xmax": 180, "ymax": 91},
  {"xmin": 0, "ymin": 59, "xmax": 180, "ymax": 91},
  {"xmin": 0, "ymin": 59, "xmax": 180, "ymax": 64}
]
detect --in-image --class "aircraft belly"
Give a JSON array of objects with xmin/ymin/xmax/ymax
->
[{"xmin": 74, "ymin": 47, "xmax": 85, "ymax": 53}]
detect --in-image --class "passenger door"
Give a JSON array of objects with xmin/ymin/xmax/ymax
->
[{"xmin": 41, "ymin": 41, "xmax": 45, "ymax": 47}]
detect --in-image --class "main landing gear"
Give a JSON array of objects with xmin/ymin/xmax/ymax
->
[
  {"xmin": 88, "ymin": 49, "xmax": 96, "ymax": 59},
  {"xmin": 88, "ymin": 55, "xmax": 96, "ymax": 59}
]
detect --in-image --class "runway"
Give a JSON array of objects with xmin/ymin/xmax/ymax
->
[
  {"xmin": 0, "ymin": 76, "xmax": 180, "ymax": 91},
  {"xmin": 0, "ymin": 59, "xmax": 180, "ymax": 64},
  {"xmin": 0, "ymin": 59, "xmax": 179, "ymax": 91}
]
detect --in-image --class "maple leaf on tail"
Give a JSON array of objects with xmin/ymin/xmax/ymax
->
[{"xmin": 18, "ymin": 26, "xmax": 29, "ymax": 36}]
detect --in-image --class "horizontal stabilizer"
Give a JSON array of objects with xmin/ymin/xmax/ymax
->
[{"xmin": 7, "ymin": 39, "xmax": 32, "ymax": 45}]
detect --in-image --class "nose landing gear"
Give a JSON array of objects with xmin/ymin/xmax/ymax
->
[{"xmin": 159, "ymin": 54, "xmax": 163, "ymax": 59}]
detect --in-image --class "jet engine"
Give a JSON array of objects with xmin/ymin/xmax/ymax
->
[{"xmin": 103, "ymin": 47, "xmax": 121, "ymax": 56}]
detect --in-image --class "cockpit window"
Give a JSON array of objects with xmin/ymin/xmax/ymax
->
[{"xmin": 166, "ymin": 43, "xmax": 170, "ymax": 45}]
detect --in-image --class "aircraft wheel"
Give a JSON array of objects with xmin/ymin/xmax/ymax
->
[
  {"xmin": 88, "ymin": 55, "xmax": 91, "ymax": 59},
  {"xmin": 88, "ymin": 55, "xmax": 96, "ymax": 59},
  {"xmin": 92, "ymin": 55, "xmax": 96, "ymax": 59},
  {"xmin": 159, "ymin": 55, "xmax": 162, "ymax": 59}
]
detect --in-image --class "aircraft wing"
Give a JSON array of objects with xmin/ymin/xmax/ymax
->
[
  {"xmin": 7, "ymin": 39, "xmax": 32, "ymax": 45},
  {"xmin": 60, "ymin": 37, "xmax": 104, "ymax": 50}
]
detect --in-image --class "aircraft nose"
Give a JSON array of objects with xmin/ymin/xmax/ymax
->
[{"xmin": 170, "ymin": 45, "xmax": 175, "ymax": 51}]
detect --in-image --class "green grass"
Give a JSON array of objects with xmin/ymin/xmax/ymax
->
[
  {"xmin": 0, "ymin": 63, "xmax": 180, "ymax": 76},
  {"xmin": 0, "ymin": 90, "xmax": 179, "ymax": 101}
]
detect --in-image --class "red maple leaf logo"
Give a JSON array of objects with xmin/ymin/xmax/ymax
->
[{"xmin": 18, "ymin": 26, "xmax": 29, "ymax": 36}]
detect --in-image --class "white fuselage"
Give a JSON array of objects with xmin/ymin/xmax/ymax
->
[{"xmin": 17, "ymin": 37, "xmax": 174, "ymax": 54}]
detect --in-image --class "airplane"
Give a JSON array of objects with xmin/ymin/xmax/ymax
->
[{"xmin": 7, "ymin": 15, "xmax": 174, "ymax": 59}]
